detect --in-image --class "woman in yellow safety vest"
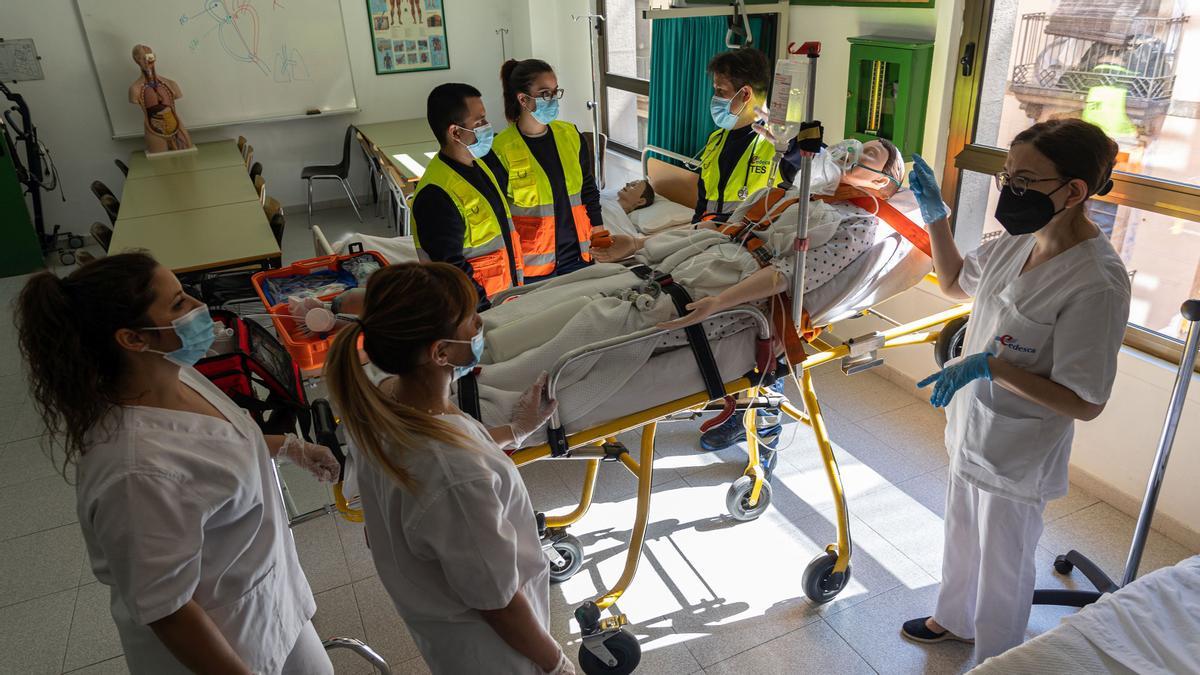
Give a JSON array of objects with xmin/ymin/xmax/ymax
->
[{"xmin": 494, "ymin": 58, "xmax": 603, "ymax": 282}]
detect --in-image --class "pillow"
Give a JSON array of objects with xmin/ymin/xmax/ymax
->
[{"xmin": 628, "ymin": 199, "xmax": 695, "ymax": 234}]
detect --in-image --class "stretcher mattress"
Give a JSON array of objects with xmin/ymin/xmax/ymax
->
[{"xmin": 521, "ymin": 229, "xmax": 929, "ymax": 447}]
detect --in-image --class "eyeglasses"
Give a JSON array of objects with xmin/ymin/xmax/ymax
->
[
  {"xmin": 853, "ymin": 163, "xmax": 902, "ymax": 189},
  {"xmin": 994, "ymin": 171, "xmax": 1067, "ymax": 197},
  {"xmin": 526, "ymin": 88, "xmax": 565, "ymax": 103}
]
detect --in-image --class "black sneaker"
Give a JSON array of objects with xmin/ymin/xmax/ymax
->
[
  {"xmin": 699, "ymin": 412, "xmax": 782, "ymax": 452},
  {"xmin": 900, "ymin": 617, "xmax": 974, "ymax": 644}
]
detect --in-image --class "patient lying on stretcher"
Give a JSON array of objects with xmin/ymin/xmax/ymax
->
[{"xmin": 334, "ymin": 139, "xmax": 905, "ymax": 444}]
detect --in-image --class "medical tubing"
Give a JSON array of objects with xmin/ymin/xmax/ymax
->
[
  {"xmin": 1121, "ymin": 299, "xmax": 1200, "ymax": 585},
  {"xmin": 791, "ymin": 50, "xmax": 820, "ymax": 331}
]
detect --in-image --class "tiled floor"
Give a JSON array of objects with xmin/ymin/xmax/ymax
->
[{"xmin": 2, "ymin": 199, "xmax": 1197, "ymax": 674}]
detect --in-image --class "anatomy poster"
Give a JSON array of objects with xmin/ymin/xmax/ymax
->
[{"xmin": 366, "ymin": 0, "xmax": 449, "ymax": 74}]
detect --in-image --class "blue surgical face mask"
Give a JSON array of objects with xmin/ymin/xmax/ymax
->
[
  {"xmin": 442, "ymin": 326, "xmax": 485, "ymax": 381},
  {"xmin": 531, "ymin": 97, "xmax": 559, "ymax": 124},
  {"xmin": 710, "ymin": 89, "xmax": 746, "ymax": 130},
  {"xmin": 456, "ymin": 123, "xmax": 494, "ymax": 158},
  {"xmin": 140, "ymin": 305, "xmax": 218, "ymax": 367}
]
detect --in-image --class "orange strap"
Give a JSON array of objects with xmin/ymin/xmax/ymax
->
[{"xmin": 845, "ymin": 197, "xmax": 932, "ymax": 258}]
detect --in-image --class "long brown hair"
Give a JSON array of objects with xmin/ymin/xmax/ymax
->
[
  {"xmin": 325, "ymin": 262, "xmax": 482, "ymax": 490},
  {"xmin": 500, "ymin": 58, "xmax": 554, "ymax": 123},
  {"xmin": 16, "ymin": 253, "xmax": 161, "ymax": 473}
]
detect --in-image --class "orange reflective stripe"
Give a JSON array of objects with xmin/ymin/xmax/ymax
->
[
  {"xmin": 470, "ymin": 249, "xmax": 515, "ymax": 297},
  {"xmin": 513, "ymin": 214, "xmax": 558, "ymax": 276}
]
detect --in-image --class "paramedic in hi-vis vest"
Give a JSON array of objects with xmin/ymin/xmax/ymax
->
[
  {"xmin": 697, "ymin": 48, "xmax": 794, "ymax": 223},
  {"xmin": 413, "ymin": 83, "xmax": 523, "ymax": 310},
  {"xmin": 494, "ymin": 59, "xmax": 603, "ymax": 282}
]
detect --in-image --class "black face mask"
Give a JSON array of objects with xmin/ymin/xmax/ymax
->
[{"xmin": 994, "ymin": 181, "xmax": 1069, "ymax": 236}]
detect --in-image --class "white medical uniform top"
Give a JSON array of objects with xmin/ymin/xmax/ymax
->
[
  {"xmin": 75, "ymin": 367, "xmax": 316, "ymax": 675},
  {"xmin": 354, "ymin": 412, "xmax": 550, "ymax": 674},
  {"xmin": 946, "ymin": 232, "xmax": 1130, "ymax": 504}
]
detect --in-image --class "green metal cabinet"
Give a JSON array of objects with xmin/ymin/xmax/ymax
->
[
  {"xmin": 0, "ymin": 135, "xmax": 44, "ymax": 277},
  {"xmin": 844, "ymin": 35, "xmax": 934, "ymax": 159}
]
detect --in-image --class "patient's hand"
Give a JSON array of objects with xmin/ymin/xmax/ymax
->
[
  {"xmin": 592, "ymin": 234, "xmax": 640, "ymax": 263},
  {"xmin": 657, "ymin": 296, "xmax": 721, "ymax": 331}
]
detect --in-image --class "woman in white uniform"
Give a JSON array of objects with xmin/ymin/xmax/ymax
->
[
  {"xmin": 16, "ymin": 253, "xmax": 341, "ymax": 674},
  {"xmin": 324, "ymin": 262, "xmax": 574, "ymax": 675},
  {"xmin": 900, "ymin": 119, "xmax": 1131, "ymax": 660}
]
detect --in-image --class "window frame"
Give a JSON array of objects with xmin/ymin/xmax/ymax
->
[
  {"xmin": 943, "ymin": 0, "xmax": 1200, "ymax": 370},
  {"xmin": 596, "ymin": 0, "xmax": 651, "ymax": 159}
]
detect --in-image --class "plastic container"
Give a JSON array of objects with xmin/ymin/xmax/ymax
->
[{"xmin": 251, "ymin": 250, "xmax": 387, "ymax": 373}]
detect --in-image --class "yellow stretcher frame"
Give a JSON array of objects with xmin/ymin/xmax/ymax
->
[
  {"xmin": 507, "ymin": 302, "xmax": 972, "ymax": 626},
  {"xmin": 330, "ymin": 299, "xmax": 973, "ymax": 669}
]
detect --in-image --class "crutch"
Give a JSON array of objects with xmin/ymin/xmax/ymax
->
[{"xmin": 1033, "ymin": 297, "xmax": 1200, "ymax": 607}]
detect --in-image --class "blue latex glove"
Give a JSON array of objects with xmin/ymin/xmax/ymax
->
[
  {"xmin": 908, "ymin": 154, "xmax": 951, "ymax": 225},
  {"xmin": 918, "ymin": 352, "xmax": 993, "ymax": 408}
]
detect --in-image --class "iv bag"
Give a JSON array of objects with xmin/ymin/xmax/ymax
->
[{"xmin": 767, "ymin": 58, "xmax": 808, "ymax": 151}]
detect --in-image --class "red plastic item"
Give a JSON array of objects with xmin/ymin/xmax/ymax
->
[
  {"xmin": 591, "ymin": 227, "xmax": 613, "ymax": 249},
  {"xmin": 788, "ymin": 41, "xmax": 822, "ymax": 57},
  {"xmin": 251, "ymin": 251, "xmax": 387, "ymax": 373}
]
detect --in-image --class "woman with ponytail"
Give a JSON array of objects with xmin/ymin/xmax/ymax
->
[
  {"xmin": 494, "ymin": 58, "xmax": 603, "ymax": 282},
  {"xmin": 16, "ymin": 253, "xmax": 338, "ymax": 674},
  {"xmin": 324, "ymin": 262, "xmax": 571, "ymax": 675}
]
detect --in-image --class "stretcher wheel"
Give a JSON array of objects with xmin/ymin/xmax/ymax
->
[
  {"xmin": 802, "ymin": 551, "xmax": 851, "ymax": 604},
  {"xmin": 68, "ymin": 235, "xmax": 85, "ymax": 249},
  {"xmin": 726, "ymin": 475, "xmax": 772, "ymax": 521},
  {"xmin": 548, "ymin": 533, "xmax": 584, "ymax": 583},
  {"xmin": 579, "ymin": 628, "xmax": 640, "ymax": 675},
  {"xmin": 934, "ymin": 317, "xmax": 970, "ymax": 368},
  {"xmin": 1053, "ymin": 555, "xmax": 1075, "ymax": 576}
]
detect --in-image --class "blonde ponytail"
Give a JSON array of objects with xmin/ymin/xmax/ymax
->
[{"xmin": 324, "ymin": 263, "xmax": 486, "ymax": 492}]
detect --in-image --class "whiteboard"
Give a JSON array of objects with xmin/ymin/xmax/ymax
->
[{"xmin": 77, "ymin": 0, "xmax": 358, "ymax": 138}]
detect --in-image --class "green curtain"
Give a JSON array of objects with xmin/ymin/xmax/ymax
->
[{"xmin": 647, "ymin": 16, "xmax": 777, "ymax": 162}]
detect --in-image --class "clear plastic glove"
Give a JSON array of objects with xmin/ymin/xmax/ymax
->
[
  {"xmin": 279, "ymin": 433, "xmax": 341, "ymax": 482},
  {"xmin": 509, "ymin": 372, "xmax": 559, "ymax": 447},
  {"xmin": 544, "ymin": 650, "xmax": 576, "ymax": 675},
  {"xmin": 918, "ymin": 352, "xmax": 993, "ymax": 408},
  {"xmin": 908, "ymin": 154, "xmax": 951, "ymax": 225}
]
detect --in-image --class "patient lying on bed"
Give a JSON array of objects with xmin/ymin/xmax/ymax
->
[{"xmin": 460, "ymin": 139, "xmax": 906, "ymax": 442}]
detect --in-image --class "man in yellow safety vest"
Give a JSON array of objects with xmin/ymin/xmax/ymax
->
[{"xmin": 412, "ymin": 83, "xmax": 523, "ymax": 310}]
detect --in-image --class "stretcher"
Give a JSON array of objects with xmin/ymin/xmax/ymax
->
[{"xmin": 313, "ymin": 46, "xmax": 974, "ymax": 675}]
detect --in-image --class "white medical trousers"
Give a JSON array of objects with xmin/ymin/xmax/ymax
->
[{"xmin": 933, "ymin": 472, "xmax": 1045, "ymax": 662}]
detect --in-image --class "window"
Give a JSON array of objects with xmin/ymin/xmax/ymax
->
[
  {"xmin": 598, "ymin": 0, "xmax": 652, "ymax": 156},
  {"xmin": 946, "ymin": 0, "xmax": 1200, "ymax": 351}
]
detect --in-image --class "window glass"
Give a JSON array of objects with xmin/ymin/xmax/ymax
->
[
  {"xmin": 603, "ymin": 0, "xmax": 652, "ymax": 80},
  {"xmin": 606, "ymin": 87, "xmax": 648, "ymax": 150}
]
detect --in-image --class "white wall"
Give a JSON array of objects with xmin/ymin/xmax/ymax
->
[{"xmin": 5, "ymin": 0, "xmax": 532, "ymax": 233}]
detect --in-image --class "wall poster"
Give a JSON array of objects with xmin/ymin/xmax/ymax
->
[{"xmin": 366, "ymin": 0, "xmax": 449, "ymax": 74}]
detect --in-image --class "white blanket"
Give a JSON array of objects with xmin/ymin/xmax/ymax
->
[{"xmin": 972, "ymin": 555, "xmax": 1200, "ymax": 674}]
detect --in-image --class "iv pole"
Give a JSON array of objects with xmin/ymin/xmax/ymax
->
[
  {"xmin": 573, "ymin": 8, "xmax": 606, "ymax": 189},
  {"xmin": 790, "ymin": 43, "xmax": 822, "ymax": 331}
]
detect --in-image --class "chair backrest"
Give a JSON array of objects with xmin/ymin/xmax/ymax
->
[
  {"xmin": 90, "ymin": 222, "xmax": 114, "ymax": 251},
  {"xmin": 114, "ymin": 159, "xmax": 129, "ymax": 177},
  {"xmin": 244, "ymin": 145, "xmax": 254, "ymax": 169},
  {"xmin": 264, "ymin": 196, "xmax": 283, "ymax": 220},
  {"xmin": 249, "ymin": 161, "xmax": 263, "ymax": 180},
  {"xmin": 237, "ymin": 135, "xmax": 248, "ymax": 154},
  {"xmin": 334, "ymin": 125, "xmax": 355, "ymax": 175},
  {"xmin": 99, "ymin": 195, "xmax": 120, "ymax": 224},
  {"xmin": 91, "ymin": 180, "xmax": 114, "ymax": 201},
  {"xmin": 269, "ymin": 212, "xmax": 285, "ymax": 246},
  {"xmin": 254, "ymin": 175, "xmax": 267, "ymax": 205}
]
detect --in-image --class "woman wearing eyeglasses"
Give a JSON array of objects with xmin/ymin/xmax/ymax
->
[
  {"xmin": 494, "ymin": 59, "xmax": 602, "ymax": 282},
  {"xmin": 900, "ymin": 119, "xmax": 1130, "ymax": 661}
]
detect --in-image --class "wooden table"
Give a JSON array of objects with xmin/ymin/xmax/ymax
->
[
  {"xmin": 380, "ymin": 141, "xmax": 440, "ymax": 181},
  {"xmin": 357, "ymin": 118, "xmax": 435, "ymax": 148},
  {"xmin": 110, "ymin": 201, "xmax": 280, "ymax": 273},
  {"xmin": 118, "ymin": 166, "xmax": 262, "ymax": 219},
  {"xmin": 125, "ymin": 140, "xmax": 246, "ymax": 179}
]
